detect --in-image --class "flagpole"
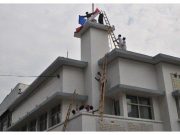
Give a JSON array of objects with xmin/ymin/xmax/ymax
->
[{"xmin": 92, "ymin": 3, "xmax": 94, "ymax": 12}]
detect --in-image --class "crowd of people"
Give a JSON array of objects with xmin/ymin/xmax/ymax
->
[{"xmin": 71, "ymin": 105, "xmax": 95, "ymax": 115}]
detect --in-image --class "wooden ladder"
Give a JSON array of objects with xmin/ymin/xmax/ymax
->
[
  {"xmin": 102, "ymin": 11, "xmax": 118, "ymax": 48},
  {"xmin": 62, "ymin": 90, "xmax": 77, "ymax": 131},
  {"xmin": 98, "ymin": 54, "xmax": 108, "ymax": 129}
]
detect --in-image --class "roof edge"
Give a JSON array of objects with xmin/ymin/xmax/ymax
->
[{"xmin": 98, "ymin": 48, "xmax": 180, "ymax": 66}]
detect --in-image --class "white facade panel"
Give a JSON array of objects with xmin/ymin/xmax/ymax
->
[
  {"xmin": 119, "ymin": 58, "xmax": 158, "ymax": 90},
  {"xmin": 11, "ymin": 69, "xmax": 63, "ymax": 124},
  {"xmin": 62, "ymin": 66, "xmax": 85, "ymax": 95}
]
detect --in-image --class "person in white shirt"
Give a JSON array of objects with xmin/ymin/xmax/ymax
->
[
  {"xmin": 122, "ymin": 37, "xmax": 127, "ymax": 50},
  {"xmin": 117, "ymin": 34, "xmax": 122, "ymax": 49}
]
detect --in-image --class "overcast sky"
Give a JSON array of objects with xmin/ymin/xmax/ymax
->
[{"xmin": 0, "ymin": 4, "xmax": 180, "ymax": 103}]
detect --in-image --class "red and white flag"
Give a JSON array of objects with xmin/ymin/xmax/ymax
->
[{"xmin": 88, "ymin": 8, "xmax": 100, "ymax": 21}]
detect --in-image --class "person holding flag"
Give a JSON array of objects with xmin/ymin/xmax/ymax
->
[
  {"xmin": 75, "ymin": 8, "xmax": 100, "ymax": 33},
  {"xmin": 78, "ymin": 8, "xmax": 100, "ymax": 26}
]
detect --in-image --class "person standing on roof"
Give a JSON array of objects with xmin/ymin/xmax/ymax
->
[
  {"xmin": 122, "ymin": 37, "xmax": 127, "ymax": 50},
  {"xmin": 98, "ymin": 13, "xmax": 104, "ymax": 24},
  {"xmin": 117, "ymin": 34, "xmax": 122, "ymax": 49}
]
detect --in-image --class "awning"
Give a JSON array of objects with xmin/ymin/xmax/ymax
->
[{"xmin": 106, "ymin": 84, "xmax": 165, "ymax": 97}]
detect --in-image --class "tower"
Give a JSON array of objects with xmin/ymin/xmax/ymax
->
[{"xmin": 74, "ymin": 21, "xmax": 112, "ymax": 109}]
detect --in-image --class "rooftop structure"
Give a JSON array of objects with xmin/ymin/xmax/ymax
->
[{"xmin": 0, "ymin": 11, "xmax": 180, "ymax": 131}]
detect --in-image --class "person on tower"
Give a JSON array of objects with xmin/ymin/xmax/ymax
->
[
  {"xmin": 82, "ymin": 11, "xmax": 96, "ymax": 19},
  {"xmin": 98, "ymin": 12, "xmax": 104, "ymax": 24}
]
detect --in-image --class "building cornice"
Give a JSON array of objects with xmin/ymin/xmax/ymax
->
[
  {"xmin": 98, "ymin": 48, "xmax": 180, "ymax": 66},
  {"xmin": 106, "ymin": 84, "xmax": 165, "ymax": 97}
]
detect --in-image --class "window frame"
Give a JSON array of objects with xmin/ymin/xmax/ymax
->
[
  {"xmin": 113, "ymin": 99, "xmax": 121, "ymax": 116},
  {"xmin": 39, "ymin": 112, "xmax": 47, "ymax": 131},
  {"xmin": 175, "ymin": 97, "xmax": 180, "ymax": 119},
  {"xmin": 127, "ymin": 95, "xmax": 153, "ymax": 120},
  {"xmin": 28, "ymin": 119, "xmax": 37, "ymax": 131},
  {"xmin": 50, "ymin": 104, "xmax": 61, "ymax": 127}
]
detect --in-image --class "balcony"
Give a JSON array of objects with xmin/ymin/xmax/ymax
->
[{"xmin": 48, "ymin": 112, "xmax": 164, "ymax": 131}]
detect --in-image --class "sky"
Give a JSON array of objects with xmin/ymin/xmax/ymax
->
[{"xmin": 0, "ymin": 4, "xmax": 180, "ymax": 103}]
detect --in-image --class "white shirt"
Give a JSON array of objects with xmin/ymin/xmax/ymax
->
[
  {"xmin": 118, "ymin": 36, "xmax": 122, "ymax": 46},
  {"xmin": 122, "ymin": 40, "xmax": 126, "ymax": 50}
]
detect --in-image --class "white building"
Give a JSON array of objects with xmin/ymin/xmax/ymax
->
[{"xmin": 1, "ymin": 20, "xmax": 180, "ymax": 131}]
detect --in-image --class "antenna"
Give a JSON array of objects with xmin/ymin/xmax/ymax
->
[{"xmin": 67, "ymin": 50, "xmax": 69, "ymax": 58}]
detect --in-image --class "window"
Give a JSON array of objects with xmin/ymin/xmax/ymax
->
[
  {"xmin": 113, "ymin": 99, "xmax": 120, "ymax": 116},
  {"xmin": 127, "ymin": 95, "xmax": 153, "ymax": 119},
  {"xmin": 39, "ymin": 113, "xmax": 47, "ymax": 131},
  {"xmin": 28, "ymin": 120, "xmax": 36, "ymax": 131},
  {"xmin": 50, "ymin": 104, "xmax": 61, "ymax": 127},
  {"xmin": 1, "ymin": 117, "xmax": 8, "ymax": 131},
  {"xmin": 175, "ymin": 97, "xmax": 180, "ymax": 118},
  {"xmin": 21, "ymin": 125, "xmax": 27, "ymax": 131},
  {"xmin": 0, "ymin": 112, "xmax": 12, "ymax": 131}
]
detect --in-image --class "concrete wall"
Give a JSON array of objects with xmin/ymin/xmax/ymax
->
[
  {"xmin": 48, "ymin": 113, "xmax": 83, "ymax": 131},
  {"xmin": 107, "ymin": 59, "xmax": 120, "ymax": 90},
  {"xmin": 48, "ymin": 112, "xmax": 164, "ymax": 131},
  {"xmin": 12, "ymin": 66, "xmax": 85, "ymax": 124},
  {"xmin": 81, "ymin": 27, "xmax": 109, "ymax": 109},
  {"xmin": 62, "ymin": 66, "xmax": 85, "ymax": 95},
  {"xmin": 160, "ymin": 63, "xmax": 180, "ymax": 130},
  {"xmin": 119, "ymin": 58, "xmax": 158, "ymax": 90}
]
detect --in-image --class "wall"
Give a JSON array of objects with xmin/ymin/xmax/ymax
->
[
  {"xmin": 11, "ymin": 65, "xmax": 86, "ymax": 124},
  {"xmin": 81, "ymin": 27, "xmax": 109, "ymax": 109},
  {"xmin": 48, "ymin": 112, "xmax": 164, "ymax": 131},
  {"xmin": 160, "ymin": 63, "xmax": 180, "ymax": 130},
  {"xmin": 118, "ymin": 58, "xmax": 158, "ymax": 91},
  {"xmin": 62, "ymin": 66, "xmax": 85, "ymax": 95},
  {"xmin": 11, "ymin": 69, "xmax": 63, "ymax": 124},
  {"xmin": 107, "ymin": 59, "xmax": 120, "ymax": 90}
]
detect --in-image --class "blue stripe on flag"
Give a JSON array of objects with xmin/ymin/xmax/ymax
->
[{"xmin": 79, "ymin": 15, "xmax": 86, "ymax": 26}]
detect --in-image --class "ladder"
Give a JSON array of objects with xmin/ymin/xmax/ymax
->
[
  {"xmin": 98, "ymin": 54, "xmax": 108, "ymax": 128},
  {"xmin": 102, "ymin": 11, "xmax": 119, "ymax": 48},
  {"xmin": 62, "ymin": 90, "xmax": 77, "ymax": 131}
]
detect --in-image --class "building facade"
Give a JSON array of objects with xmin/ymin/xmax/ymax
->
[{"xmin": 0, "ymin": 21, "xmax": 180, "ymax": 131}]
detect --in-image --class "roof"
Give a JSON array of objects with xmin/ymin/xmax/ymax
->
[
  {"xmin": 98, "ymin": 48, "xmax": 180, "ymax": 66},
  {"xmin": 5, "ymin": 57, "xmax": 88, "ymax": 113}
]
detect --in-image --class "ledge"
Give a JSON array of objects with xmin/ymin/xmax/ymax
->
[
  {"xmin": 106, "ymin": 84, "xmax": 165, "ymax": 97},
  {"xmin": 48, "ymin": 112, "xmax": 163, "ymax": 131},
  {"xmin": 98, "ymin": 48, "xmax": 180, "ymax": 66},
  {"xmin": 74, "ymin": 21, "xmax": 114, "ymax": 38}
]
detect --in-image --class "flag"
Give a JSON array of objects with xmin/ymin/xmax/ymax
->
[
  {"xmin": 88, "ymin": 8, "xmax": 101, "ymax": 21},
  {"xmin": 79, "ymin": 15, "xmax": 87, "ymax": 26},
  {"xmin": 75, "ymin": 26, "xmax": 83, "ymax": 33}
]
